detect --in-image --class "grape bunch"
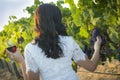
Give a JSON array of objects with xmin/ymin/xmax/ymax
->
[
  {"xmin": 91, "ymin": 28, "xmax": 106, "ymax": 65},
  {"xmin": 92, "ymin": 28, "xmax": 100, "ymax": 42},
  {"xmin": 90, "ymin": 28, "xmax": 100, "ymax": 52},
  {"xmin": 84, "ymin": 45, "xmax": 92, "ymax": 59}
]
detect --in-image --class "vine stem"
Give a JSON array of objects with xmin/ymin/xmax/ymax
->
[{"xmin": 78, "ymin": 70, "xmax": 120, "ymax": 76}]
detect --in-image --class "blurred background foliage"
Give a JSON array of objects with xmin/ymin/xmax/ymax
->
[{"xmin": 0, "ymin": 0, "xmax": 120, "ymax": 63}]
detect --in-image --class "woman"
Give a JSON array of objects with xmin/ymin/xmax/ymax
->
[{"xmin": 7, "ymin": 4, "xmax": 102, "ymax": 80}]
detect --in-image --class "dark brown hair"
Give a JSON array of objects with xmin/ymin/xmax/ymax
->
[{"xmin": 34, "ymin": 4, "xmax": 67, "ymax": 59}]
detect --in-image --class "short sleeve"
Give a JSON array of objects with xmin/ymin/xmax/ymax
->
[
  {"xmin": 72, "ymin": 38, "xmax": 86, "ymax": 62},
  {"xmin": 24, "ymin": 44, "xmax": 39, "ymax": 73}
]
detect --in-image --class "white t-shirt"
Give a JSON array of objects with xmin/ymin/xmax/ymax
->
[{"xmin": 24, "ymin": 35, "xmax": 86, "ymax": 80}]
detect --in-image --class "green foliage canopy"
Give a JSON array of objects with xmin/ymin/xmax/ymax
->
[{"xmin": 0, "ymin": 0, "xmax": 120, "ymax": 62}]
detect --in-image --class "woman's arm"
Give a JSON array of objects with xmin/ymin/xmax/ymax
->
[
  {"xmin": 76, "ymin": 49, "xmax": 100, "ymax": 72},
  {"xmin": 6, "ymin": 50, "xmax": 40, "ymax": 80},
  {"xmin": 20, "ymin": 60, "xmax": 39, "ymax": 80},
  {"xmin": 76, "ymin": 36, "xmax": 101, "ymax": 72},
  {"xmin": 19, "ymin": 59, "xmax": 28, "ymax": 80}
]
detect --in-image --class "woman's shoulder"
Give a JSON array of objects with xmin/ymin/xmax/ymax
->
[
  {"xmin": 25, "ymin": 41, "xmax": 37, "ymax": 50},
  {"xmin": 24, "ymin": 41, "xmax": 42, "ymax": 56},
  {"xmin": 59, "ymin": 35, "xmax": 75, "ymax": 43},
  {"xmin": 59, "ymin": 35, "xmax": 73, "ymax": 40}
]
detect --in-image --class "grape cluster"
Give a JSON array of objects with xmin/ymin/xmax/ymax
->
[
  {"xmin": 91, "ymin": 28, "xmax": 106, "ymax": 65},
  {"xmin": 84, "ymin": 45, "xmax": 92, "ymax": 59},
  {"xmin": 83, "ymin": 27, "xmax": 120, "ymax": 65},
  {"xmin": 92, "ymin": 28, "xmax": 100, "ymax": 42}
]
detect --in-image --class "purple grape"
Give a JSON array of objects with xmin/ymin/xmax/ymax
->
[
  {"xmin": 90, "ymin": 40, "xmax": 94, "ymax": 51},
  {"xmin": 91, "ymin": 28, "xmax": 107, "ymax": 65},
  {"xmin": 92, "ymin": 28, "xmax": 100, "ymax": 42},
  {"xmin": 91, "ymin": 28, "xmax": 100, "ymax": 51},
  {"xmin": 84, "ymin": 45, "xmax": 92, "ymax": 59}
]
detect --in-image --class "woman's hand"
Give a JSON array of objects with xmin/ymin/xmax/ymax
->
[
  {"xmin": 6, "ymin": 49, "xmax": 29, "ymax": 80},
  {"xmin": 94, "ymin": 36, "xmax": 102, "ymax": 52},
  {"xmin": 76, "ymin": 36, "xmax": 102, "ymax": 72},
  {"xmin": 6, "ymin": 49, "xmax": 24, "ymax": 64}
]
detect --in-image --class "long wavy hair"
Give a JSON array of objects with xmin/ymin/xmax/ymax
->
[{"xmin": 34, "ymin": 4, "xmax": 68, "ymax": 59}]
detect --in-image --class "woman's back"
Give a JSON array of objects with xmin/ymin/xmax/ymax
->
[
  {"xmin": 6, "ymin": 3, "xmax": 102, "ymax": 80},
  {"xmin": 24, "ymin": 35, "xmax": 85, "ymax": 80}
]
